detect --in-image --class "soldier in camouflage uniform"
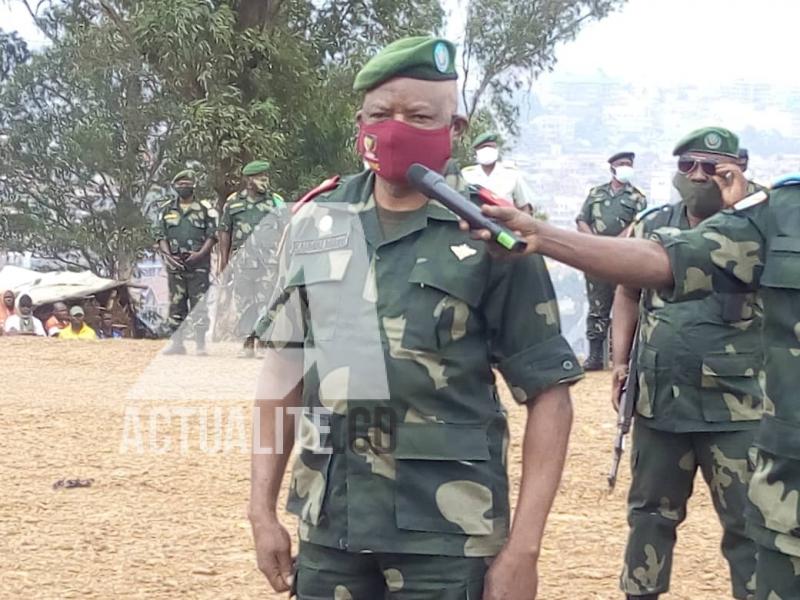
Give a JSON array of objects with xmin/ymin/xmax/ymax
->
[
  {"xmin": 611, "ymin": 129, "xmax": 761, "ymax": 600},
  {"xmin": 577, "ymin": 152, "xmax": 647, "ymax": 370},
  {"xmin": 155, "ymin": 170, "xmax": 217, "ymax": 355},
  {"xmin": 218, "ymin": 160, "xmax": 287, "ymax": 357},
  {"xmin": 466, "ymin": 142, "xmax": 800, "ymax": 600},
  {"xmin": 249, "ymin": 37, "xmax": 584, "ymax": 600}
]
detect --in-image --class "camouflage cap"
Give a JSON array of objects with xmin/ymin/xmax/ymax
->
[
  {"xmin": 353, "ymin": 36, "xmax": 458, "ymax": 92},
  {"xmin": 242, "ymin": 160, "xmax": 270, "ymax": 176},
  {"xmin": 472, "ymin": 132, "xmax": 500, "ymax": 149},
  {"xmin": 608, "ymin": 151, "xmax": 635, "ymax": 164},
  {"xmin": 171, "ymin": 169, "xmax": 196, "ymax": 184},
  {"xmin": 672, "ymin": 127, "xmax": 739, "ymax": 158}
]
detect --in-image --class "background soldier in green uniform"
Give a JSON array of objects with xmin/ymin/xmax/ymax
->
[
  {"xmin": 577, "ymin": 152, "xmax": 647, "ymax": 370},
  {"xmin": 611, "ymin": 128, "xmax": 761, "ymax": 600},
  {"xmin": 464, "ymin": 152, "xmax": 800, "ymax": 600},
  {"xmin": 155, "ymin": 170, "xmax": 217, "ymax": 355},
  {"xmin": 249, "ymin": 37, "xmax": 583, "ymax": 600},
  {"xmin": 218, "ymin": 160, "xmax": 287, "ymax": 358}
]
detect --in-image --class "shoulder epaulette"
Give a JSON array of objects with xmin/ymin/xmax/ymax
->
[
  {"xmin": 471, "ymin": 184, "xmax": 514, "ymax": 208},
  {"xmin": 734, "ymin": 190, "xmax": 769, "ymax": 211},
  {"xmin": 634, "ymin": 204, "xmax": 666, "ymax": 223},
  {"xmin": 291, "ymin": 176, "xmax": 341, "ymax": 215},
  {"xmin": 272, "ymin": 193, "xmax": 286, "ymax": 208},
  {"xmin": 772, "ymin": 173, "xmax": 800, "ymax": 189}
]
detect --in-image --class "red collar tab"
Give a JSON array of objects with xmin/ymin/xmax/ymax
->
[{"xmin": 292, "ymin": 176, "xmax": 341, "ymax": 214}]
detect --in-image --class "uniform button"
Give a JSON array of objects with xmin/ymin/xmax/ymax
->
[
  {"xmin": 353, "ymin": 438, "xmax": 369, "ymax": 452},
  {"xmin": 562, "ymin": 360, "xmax": 574, "ymax": 370}
]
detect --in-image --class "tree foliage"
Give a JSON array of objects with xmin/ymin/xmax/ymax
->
[
  {"xmin": 460, "ymin": 0, "xmax": 626, "ymax": 136},
  {"xmin": 0, "ymin": 0, "xmax": 623, "ymax": 276}
]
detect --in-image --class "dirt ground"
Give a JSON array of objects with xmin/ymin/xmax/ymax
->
[{"xmin": 1, "ymin": 337, "xmax": 736, "ymax": 599}]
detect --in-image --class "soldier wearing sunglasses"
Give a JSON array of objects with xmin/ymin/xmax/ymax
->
[
  {"xmin": 611, "ymin": 127, "xmax": 761, "ymax": 600},
  {"xmin": 462, "ymin": 126, "xmax": 800, "ymax": 598}
]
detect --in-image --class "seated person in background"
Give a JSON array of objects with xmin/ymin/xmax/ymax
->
[
  {"xmin": 44, "ymin": 301, "xmax": 70, "ymax": 337},
  {"xmin": 3, "ymin": 294, "xmax": 46, "ymax": 336},
  {"xmin": 97, "ymin": 313, "xmax": 123, "ymax": 339},
  {"xmin": 58, "ymin": 305, "xmax": 97, "ymax": 340},
  {"xmin": 0, "ymin": 289, "xmax": 16, "ymax": 332}
]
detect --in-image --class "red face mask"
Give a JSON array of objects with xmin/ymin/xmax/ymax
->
[{"xmin": 357, "ymin": 119, "xmax": 452, "ymax": 185}]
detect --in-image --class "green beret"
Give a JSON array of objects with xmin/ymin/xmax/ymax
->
[
  {"xmin": 242, "ymin": 160, "xmax": 270, "ymax": 176},
  {"xmin": 171, "ymin": 169, "xmax": 196, "ymax": 184},
  {"xmin": 353, "ymin": 36, "xmax": 457, "ymax": 92},
  {"xmin": 673, "ymin": 127, "xmax": 739, "ymax": 158},
  {"xmin": 608, "ymin": 151, "xmax": 635, "ymax": 164},
  {"xmin": 472, "ymin": 132, "xmax": 500, "ymax": 149}
]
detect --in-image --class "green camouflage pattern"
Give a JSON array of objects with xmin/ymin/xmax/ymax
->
[
  {"xmin": 655, "ymin": 182, "xmax": 800, "ymax": 596},
  {"xmin": 577, "ymin": 182, "xmax": 647, "ymax": 237},
  {"xmin": 155, "ymin": 197, "xmax": 217, "ymax": 269},
  {"xmin": 166, "ymin": 268, "xmax": 210, "ymax": 336},
  {"xmin": 622, "ymin": 423, "xmax": 756, "ymax": 598},
  {"xmin": 219, "ymin": 190, "xmax": 287, "ymax": 336},
  {"xmin": 295, "ymin": 540, "xmax": 488, "ymax": 598},
  {"xmin": 220, "ymin": 190, "xmax": 286, "ymax": 255},
  {"xmin": 585, "ymin": 276, "xmax": 614, "ymax": 342},
  {"xmin": 264, "ymin": 169, "xmax": 583, "ymax": 557},
  {"xmin": 154, "ymin": 197, "xmax": 216, "ymax": 335},
  {"xmin": 632, "ymin": 202, "xmax": 765, "ymax": 432},
  {"xmin": 755, "ymin": 546, "xmax": 800, "ymax": 600}
]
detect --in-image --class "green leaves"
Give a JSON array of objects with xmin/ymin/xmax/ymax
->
[{"xmin": 461, "ymin": 0, "xmax": 626, "ymax": 135}]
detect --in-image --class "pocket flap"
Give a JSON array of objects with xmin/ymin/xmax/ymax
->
[
  {"xmin": 702, "ymin": 353, "xmax": 759, "ymax": 377},
  {"xmin": 762, "ymin": 237, "xmax": 800, "ymax": 290},
  {"xmin": 770, "ymin": 236, "xmax": 800, "ymax": 253},
  {"xmin": 394, "ymin": 423, "xmax": 490, "ymax": 461},
  {"xmin": 287, "ymin": 250, "xmax": 353, "ymax": 287},
  {"xmin": 755, "ymin": 415, "xmax": 800, "ymax": 460},
  {"xmin": 408, "ymin": 262, "xmax": 484, "ymax": 309}
]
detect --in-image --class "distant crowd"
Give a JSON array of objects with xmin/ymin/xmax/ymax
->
[{"xmin": 0, "ymin": 290, "xmax": 123, "ymax": 340}]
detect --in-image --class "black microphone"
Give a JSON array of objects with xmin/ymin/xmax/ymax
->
[{"xmin": 406, "ymin": 163, "xmax": 527, "ymax": 252}]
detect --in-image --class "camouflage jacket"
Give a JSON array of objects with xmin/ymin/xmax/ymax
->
[
  {"xmin": 220, "ymin": 190, "xmax": 286, "ymax": 253},
  {"xmin": 155, "ymin": 197, "xmax": 217, "ymax": 271},
  {"xmin": 264, "ymin": 170, "xmax": 583, "ymax": 557},
  {"xmin": 577, "ymin": 182, "xmax": 647, "ymax": 236},
  {"xmin": 654, "ymin": 178, "xmax": 800, "ymax": 557},
  {"xmin": 632, "ymin": 202, "xmax": 764, "ymax": 432}
]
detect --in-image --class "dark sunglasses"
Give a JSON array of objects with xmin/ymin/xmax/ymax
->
[{"xmin": 677, "ymin": 156, "xmax": 719, "ymax": 176}]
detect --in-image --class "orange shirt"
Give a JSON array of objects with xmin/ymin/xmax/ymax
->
[{"xmin": 45, "ymin": 315, "xmax": 69, "ymax": 337}]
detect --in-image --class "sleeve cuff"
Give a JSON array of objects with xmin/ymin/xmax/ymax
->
[{"xmin": 497, "ymin": 335, "xmax": 584, "ymax": 404}]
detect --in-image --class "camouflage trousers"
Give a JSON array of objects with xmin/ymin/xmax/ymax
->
[
  {"xmin": 167, "ymin": 267, "xmax": 210, "ymax": 338},
  {"xmin": 230, "ymin": 269, "xmax": 272, "ymax": 338},
  {"xmin": 621, "ymin": 423, "xmax": 757, "ymax": 599},
  {"xmin": 754, "ymin": 546, "xmax": 800, "ymax": 600},
  {"xmin": 585, "ymin": 276, "xmax": 614, "ymax": 341},
  {"xmin": 294, "ymin": 541, "xmax": 488, "ymax": 599}
]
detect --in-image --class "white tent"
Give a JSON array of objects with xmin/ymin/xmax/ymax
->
[{"xmin": 0, "ymin": 265, "xmax": 126, "ymax": 306}]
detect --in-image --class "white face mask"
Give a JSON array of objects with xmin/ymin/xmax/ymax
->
[
  {"xmin": 476, "ymin": 147, "xmax": 499, "ymax": 166},
  {"xmin": 614, "ymin": 165, "xmax": 634, "ymax": 183}
]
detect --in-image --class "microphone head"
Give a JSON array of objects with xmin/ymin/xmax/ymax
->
[{"xmin": 406, "ymin": 163, "xmax": 431, "ymax": 187}]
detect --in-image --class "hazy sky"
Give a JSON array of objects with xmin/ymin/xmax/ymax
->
[{"xmin": 3, "ymin": 0, "xmax": 798, "ymax": 86}]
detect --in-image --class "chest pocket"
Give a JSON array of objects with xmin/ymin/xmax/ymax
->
[
  {"xmin": 286, "ymin": 249, "xmax": 353, "ymax": 342},
  {"xmin": 761, "ymin": 237, "xmax": 800, "ymax": 290},
  {"xmin": 402, "ymin": 261, "xmax": 484, "ymax": 352}
]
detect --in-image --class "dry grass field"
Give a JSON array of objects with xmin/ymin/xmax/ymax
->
[{"xmin": 1, "ymin": 337, "xmax": 734, "ymax": 599}]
